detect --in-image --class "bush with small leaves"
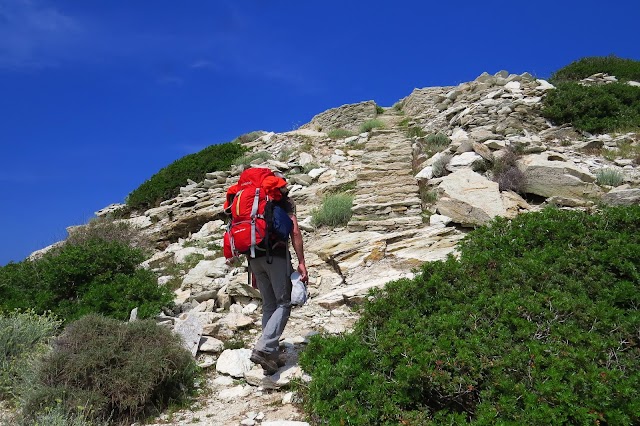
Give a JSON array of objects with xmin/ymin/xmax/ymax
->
[
  {"xmin": 596, "ymin": 168, "xmax": 624, "ymax": 186},
  {"xmin": 300, "ymin": 206, "xmax": 640, "ymax": 425},
  {"xmin": 311, "ymin": 193, "xmax": 354, "ymax": 227},
  {"xmin": 21, "ymin": 315, "xmax": 197, "ymax": 424},
  {"xmin": 0, "ymin": 310, "xmax": 61, "ymax": 401},
  {"xmin": 491, "ymin": 148, "xmax": 527, "ymax": 193},
  {"xmin": 359, "ymin": 119, "xmax": 384, "ymax": 133},
  {"xmin": 375, "ymin": 105, "xmax": 384, "ymax": 114}
]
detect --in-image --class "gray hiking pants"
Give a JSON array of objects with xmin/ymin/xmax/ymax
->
[{"xmin": 249, "ymin": 255, "xmax": 292, "ymax": 355}]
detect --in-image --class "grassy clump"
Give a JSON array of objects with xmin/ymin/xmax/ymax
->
[
  {"xmin": 300, "ymin": 206, "xmax": 640, "ymax": 425},
  {"xmin": 126, "ymin": 141, "xmax": 247, "ymax": 210},
  {"xmin": 0, "ymin": 239, "xmax": 172, "ymax": 322},
  {"xmin": 541, "ymin": 81, "xmax": 640, "ymax": 134},
  {"xmin": 327, "ymin": 128, "xmax": 355, "ymax": 140},
  {"xmin": 425, "ymin": 133, "xmax": 450, "ymax": 150},
  {"xmin": 596, "ymin": 168, "xmax": 624, "ymax": 186},
  {"xmin": 311, "ymin": 193, "xmax": 354, "ymax": 227},
  {"xmin": 359, "ymin": 119, "xmax": 385, "ymax": 133},
  {"xmin": 66, "ymin": 216, "xmax": 154, "ymax": 252},
  {"xmin": 550, "ymin": 55, "xmax": 640, "ymax": 83},
  {"xmin": 0, "ymin": 310, "xmax": 61, "ymax": 401},
  {"xmin": 21, "ymin": 315, "xmax": 197, "ymax": 425}
]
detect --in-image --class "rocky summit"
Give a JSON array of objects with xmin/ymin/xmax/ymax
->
[{"xmin": 50, "ymin": 71, "xmax": 640, "ymax": 425}]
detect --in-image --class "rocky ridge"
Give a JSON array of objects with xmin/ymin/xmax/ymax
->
[{"xmin": 54, "ymin": 71, "xmax": 640, "ymax": 425}]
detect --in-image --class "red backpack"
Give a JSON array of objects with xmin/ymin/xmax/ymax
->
[{"xmin": 223, "ymin": 168, "xmax": 292, "ymax": 259}]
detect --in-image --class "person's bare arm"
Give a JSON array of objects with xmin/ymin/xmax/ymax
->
[{"xmin": 289, "ymin": 214, "xmax": 308, "ymax": 283}]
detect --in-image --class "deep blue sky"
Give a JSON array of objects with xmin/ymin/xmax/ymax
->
[{"xmin": 1, "ymin": 0, "xmax": 639, "ymax": 265}]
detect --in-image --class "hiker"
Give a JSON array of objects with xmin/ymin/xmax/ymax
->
[{"xmin": 247, "ymin": 174, "xmax": 308, "ymax": 374}]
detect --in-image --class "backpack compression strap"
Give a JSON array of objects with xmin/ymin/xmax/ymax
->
[{"xmin": 249, "ymin": 187, "xmax": 261, "ymax": 258}]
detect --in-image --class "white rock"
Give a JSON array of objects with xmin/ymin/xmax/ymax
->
[
  {"xmin": 298, "ymin": 152, "xmax": 314, "ymax": 165},
  {"xmin": 215, "ymin": 349, "xmax": 253, "ymax": 378},
  {"xmin": 218, "ymin": 384, "xmax": 252, "ymax": 400},
  {"xmin": 429, "ymin": 214, "xmax": 452, "ymax": 227},
  {"xmin": 415, "ymin": 165, "xmax": 433, "ymax": 180},
  {"xmin": 446, "ymin": 152, "xmax": 483, "ymax": 171},
  {"xmin": 198, "ymin": 336, "xmax": 224, "ymax": 353},
  {"xmin": 173, "ymin": 313, "xmax": 206, "ymax": 357},
  {"xmin": 307, "ymin": 167, "xmax": 328, "ymax": 179},
  {"xmin": 535, "ymin": 79, "xmax": 555, "ymax": 90},
  {"xmin": 505, "ymin": 81, "xmax": 521, "ymax": 91},
  {"xmin": 262, "ymin": 422, "xmax": 309, "ymax": 426}
]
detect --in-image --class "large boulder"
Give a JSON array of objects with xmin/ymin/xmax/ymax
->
[
  {"xmin": 601, "ymin": 186, "xmax": 640, "ymax": 206},
  {"xmin": 436, "ymin": 169, "xmax": 529, "ymax": 227},
  {"xmin": 517, "ymin": 153, "xmax": 602, "ymax": 199}
]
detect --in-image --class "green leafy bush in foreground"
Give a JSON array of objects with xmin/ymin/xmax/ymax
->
[
  {"xmin": 0, "ymin": 239, "xmax": 172, "ymax": 322},
  {"xmin": 126, "ymin": 141, "xmax": 247, "ymax": 210},
  {"xmin": 300, "ymin": 206, "xmax": 640, "ymax": 425},
  {"xmin": 21, "ymin": 315, "xmax": 196, "ymax": 425},
  {"xmin": 542, "ymin": 81, "xmax": 640, "ymax": 134}
]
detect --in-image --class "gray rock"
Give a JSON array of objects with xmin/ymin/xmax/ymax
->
[
  {"xmin": 215, "ymin": 349, "xmax": 253, "ymax": 378},
  {"xmin": 601, "ymin": 186, "xmax": 640, "ymax": 206}
]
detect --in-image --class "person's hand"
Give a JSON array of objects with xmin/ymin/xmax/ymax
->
[{"xmin": 297, "ymin": 263, "xmax": 308, "ymax": 284}]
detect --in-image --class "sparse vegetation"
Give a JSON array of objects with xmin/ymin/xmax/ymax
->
[
  {"xmin": 491, "ymin": 148, "xmax": 527, "ymax": 193},
  {"xmin": 375, "ymin": 104, "xmax": 385, "ymax": 114},
  {"xmin": 311, "ymin": 193, "xmax": 354, "ymax": 227},
  {"xmin": 126, "ymin": 142, "xmax": 247, "ymax": 210},
  {"xmin": 65, "ymin": 216, "xmax": 154, "ymax": 253},
  {"xmin": 425, "ymin": 133, "xmax": 451, "ymax": 150},
  {"xmin": 406, "ymin": 126, "xmax": 427, "ymax": 138},
  {"xmin": 232, "ymin": 150, "xmax": 273, "ymax": 166},
  {"xmin": 359, "ymin": 119, "xmax": 385, "ymax": 133},
  {"xmin": 596, "ymin": 168, "xmax": 624, "ymax": 186},
  {"xmin": 300, "ymin": 206, "xmax": 640, "ymax": 425},
  {"xmin": 327, "ymin": 128, "xmax": 355, "ymax": 140}
]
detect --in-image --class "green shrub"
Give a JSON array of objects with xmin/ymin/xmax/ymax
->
[
  {"xmin": 359, "ymin": 119, "xmax": 385, "ymax": 133},
  {"xmin": 300, "ymin": 206, "xmax": 640, "ymax": 425},
  {"xmin": 0, "ymin": 239, "xmax": 172, "ymax": 322},
  {"xmin": 311, "ymin": 193, "xmax": 354, "ymax": 227},
  {"xmin": 375, "ymin": 104, "xmax": 385, "ymax": 114},
  {"xmin": 126, "ymin": 142, "xmax": 247, "ymax": 210},
  {"xmin": 541, "ymin": 81, "xmax": 640, "ymax": 134},
  {"xmin": 327, "ymin": 128, "xmax": 355, "ymax": 140},
  {"xmin": 0, "ymin": 310, "xmax": 61, "ymax": 401},
  {"xmin": 550, "ymin": 55, "xmax": 640, "ymax": 83},
  {"xmin": 22, "ymin": 315, "xmax": 197, "ymax": 424},
  {"xmin": 65, "ymin": 217, "xmax": 154, "ymax": 253},
  {"xmin": 596, "ymin": 168, "xmax": 624, "ymax": 186}
]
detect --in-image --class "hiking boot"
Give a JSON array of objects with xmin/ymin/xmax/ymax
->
[
  {"xmin": 250, "ymin": 350, "xmax": 279, "ymax": 375},
  {"xmin": 273, "ymin": 351, "xmax": 287, "ymax": 367}
]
